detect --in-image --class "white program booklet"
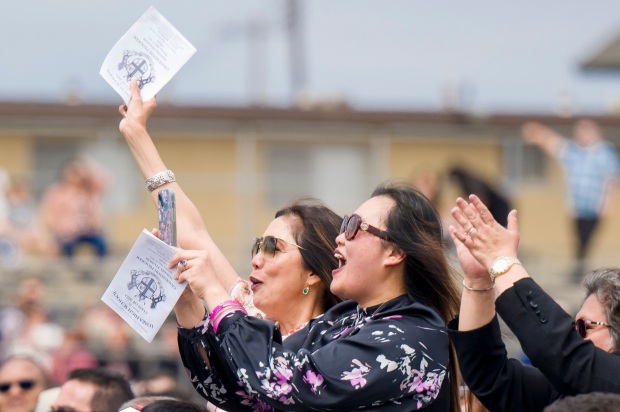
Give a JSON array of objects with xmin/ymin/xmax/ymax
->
[
  {"xmin": 99, "ymin": 6, "xmax": 197, "ymax": 103},
  {"xmin": 101, "ymin": 229, "xmax": 186, "ymax": 342}
]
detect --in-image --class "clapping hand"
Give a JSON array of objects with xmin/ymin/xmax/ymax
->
[{"xmin": 449, "ymin": 194, "xmax": 520, "ymax": 282}]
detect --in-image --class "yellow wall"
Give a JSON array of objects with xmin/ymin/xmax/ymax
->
[
  {"xmin": 0, "ymin": 134, "xmax": 32, "ymax": 178},
  {"xmin": 2, "ymin": 110, "xmax": 619, "ymax": 274}
]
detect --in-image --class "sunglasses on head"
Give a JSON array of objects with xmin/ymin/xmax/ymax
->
[
  {"xmin": 340, "ymin": 214, "xmax": 390, "ymax": 241},
  {"xmin": 575, "ymin": 318, "xmax": 610, "ymax": 338},
  {"xmin": 0, "ymin": 380, "xmax": 36, "ymax": 393},
  {"xmin": 251, "ymin": 236, "xmax": 304, "ymax": 258}
]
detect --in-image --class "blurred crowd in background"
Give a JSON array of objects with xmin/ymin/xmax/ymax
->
[{"xmin": 0, "ymin": 158, "xmax": 203, "ymax": 408}]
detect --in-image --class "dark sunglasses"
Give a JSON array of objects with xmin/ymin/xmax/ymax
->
[
  {"xmin": 50, "ymin": 408, "xmax": 77, "ymax": 412},
  {"xmin": 251, "ymin": 236, "xmax": 304, "ymax": 258},
  {"xmin": 0, "ymin": 380, "xmax": 36, "ymax": 393},
  {"xmin": 340, "ymin": 214, "xmax": 390, "ymax": 241},
  {"xmin": 575, "ymin": 318, "xmax": 610, "ymax": 338}
]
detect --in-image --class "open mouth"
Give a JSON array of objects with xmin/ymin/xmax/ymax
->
[
  {"xmin": 249, "ymin": 276, "xmax": 263, "ymax": 290},
  {"xmin": 334, "ymin": 252, "xmax": 346, "ymax": 268}
]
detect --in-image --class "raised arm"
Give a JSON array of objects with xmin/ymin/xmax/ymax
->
[
  {"xmin": 448, "ymin": 194, "xmax": 525, "ymax": 331},
  {"xmin": 450, "ymin": 195, "xmax": 620, "ymax": 396},
  {"xmin": 521, "ymin": 121, "xmax": 566, "ymax": 158},
  {"xmin": 118, "ymin": 80, "xmax": 239, "ymax": 327},
  {"xmin": 447, "ymin": 196, "xmax": 561, "ymax": 410}
]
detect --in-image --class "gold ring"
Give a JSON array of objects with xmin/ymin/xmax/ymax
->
[{"xmin": 466, "ymin": 227, "xmax": 475, "ymax": 236}]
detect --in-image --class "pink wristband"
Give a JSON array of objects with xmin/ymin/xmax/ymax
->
[
  {"xmin": 212, "ymin": 306, "xmax": 247, "ymax": 333},
  {"xmin": 209, "ymin": 300, "xmax": 240, "ymax": 322}
]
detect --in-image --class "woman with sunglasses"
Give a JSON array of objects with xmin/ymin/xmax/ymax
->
[
  {"xmin": 171, "ymin": 183, "xmax": 462, "ymax": 411},
  {"xmin": 447, "ymin": 194, "xmax": 620, "ymax": 412},
  {"xmin": 118, "ymin": 80, "xmax": 342, "ymax": 409}
]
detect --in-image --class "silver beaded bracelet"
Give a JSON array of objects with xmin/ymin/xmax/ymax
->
[
  {"xmin": 462, "ymin": 279, "xmax": 495, "ymax": 292},
  {"xmin": 145, "ymin": 170, "xmax": 176, "ymax": 192}
]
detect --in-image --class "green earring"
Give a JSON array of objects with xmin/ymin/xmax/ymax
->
[{"xmin": 303, "ymin": 286, "xmax": 310, "ymax": 295}]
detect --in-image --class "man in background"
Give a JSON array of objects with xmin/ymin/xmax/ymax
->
[
  {"xmin": 0, "ymin": 354, "xmax": 51, "ymax": 412},
  {"xmin": 522, "ymin": 119, "xmax": 620, "ymax": 282},
  {"xmin": 51, "ymin": 368, "xmax": 133, "ymax": 412}
]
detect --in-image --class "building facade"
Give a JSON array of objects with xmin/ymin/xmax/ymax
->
[{"xmin": 2, "ymin": 102, "xmax": 620, "ymax": 275}]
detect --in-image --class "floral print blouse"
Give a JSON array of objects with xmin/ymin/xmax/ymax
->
[{"xmin": 178, "ymin": 294, "xmax": 451, "ymax": 411}]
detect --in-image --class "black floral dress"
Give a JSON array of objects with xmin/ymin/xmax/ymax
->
[{"xmin": 178, "ymin": 294, "xmax": 451, "ymax": 411}]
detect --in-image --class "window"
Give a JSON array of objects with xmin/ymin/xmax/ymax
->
[{"xmin": 266, "ymin": 143, "xmax": 368, "ymax": 213}]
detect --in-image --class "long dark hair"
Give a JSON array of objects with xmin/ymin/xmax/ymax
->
[
  {"xmin": 371, "ymin": 181, "xmax": 461, "ymax": 412},
  {"xmin": 276, "ymin": 198, "xmax": 343, "ymax": 310}
]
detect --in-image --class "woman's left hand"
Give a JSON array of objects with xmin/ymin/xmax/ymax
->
[
  {"xmin": 450, "ymin": 194, "xmax": 520, "ymax": 271},
  {"xmin": 169, "ymin": 249, "xmax": 221, "ymax": 301},
  {"xmin": 449, "ymin": 226, "xmax": 489, "ymax": 285}
]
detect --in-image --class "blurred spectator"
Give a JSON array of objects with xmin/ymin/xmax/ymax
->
[
  {"xmin": 448, "ymin": 166, "xmax": 512, "ymax": 227},
  {"xmin": 543, "ymin": 392, "xmax": 620, "ymax": 412},
  {"xmin": 0, "ymin": 276, "xmax": 64, "ymax": 366},
  {"xmin": 522, "ymin": 119, "xmax": 620, "ymax": 282},
  {"xmin": 411, "ymin": 168, "xmax": 458, "ymax": 251},
  {"xmin": 153, "ymin": 319, "xmax": 182, "ymax": 375},
  {"xmin": 0, "ymin": 168, "xmax": 19, "ymax": 267},
  {"xmin": 39, "ymin": 157, "xmax": 110, "ymax": 259},
  {"xmin": 0, "ymin": 354, "xmax": 53, "ymax": 412},
  {"xmin": 412, "ymin": 169, "xmax": 442, "ymax": 210},
  {"xmin": 49, "ymin": 329, "xmax": 99, "ymax": 385},
  {"xmin": 34, "ymin": 387, "xmax": 60, "ymax": 412},
  {"xmin": 51, "ymin": 367, "xmax": 133, "ymax": 412},
  {"xmin": 5, "ymin": 178, "xmax": 53, "ymax": 256},
  {"xmin": 72, "ymin": 303, "xmax": 138, "ymax": 381},
  {"xmin": 132, "ymin": 370, "xmax": 181, "ymax": 398}
]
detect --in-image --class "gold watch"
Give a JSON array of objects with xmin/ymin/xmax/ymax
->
[{"xmin": 489, "ymin": 256, "xmax": 521, "ymax": 281}]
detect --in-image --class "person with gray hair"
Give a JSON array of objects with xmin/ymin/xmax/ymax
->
[
  {"xmin": 543, "ymin": 392, "xmax": 620, "ymax": 412},
  {"xmin": 447, "ymin": 194, "xmax": 620, "ymax": 412},
  {"xmin": 0, "ymin": 354, "xmax": 52, "ymax": 412},
  {"xmin": 582, "ymin": 268, "xmax": 620, "ymax": 351}
]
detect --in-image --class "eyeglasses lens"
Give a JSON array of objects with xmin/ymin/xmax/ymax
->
[
  {"xmin": 344, "ymin": 215, "xmax": 362, "ymax": 240},
  {"xmin": 576, "ymin": 319, "xmax": 587, "ymax": 338},
  {"xmin": 0, "ymin": 380, "xmax": 35, "ymax": 393},
  {"xmin": 251, "ymin": 237, "xmax": 260, "ymax": 258},
  {"xmin": 339, "ymin": 216, "xmax": 346, "ymax": 235},
  {"xmin": 251, "ymin": 236, "xmax": 278, "ymax": 258}
]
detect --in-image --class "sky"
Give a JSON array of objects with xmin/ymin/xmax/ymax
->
[{"xmin": 1, "ymin": 0, "xmax": 620, "ymax": 115}]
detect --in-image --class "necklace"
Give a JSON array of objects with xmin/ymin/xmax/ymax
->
[
  {"xmin": 363, "ymin": 300, "xmax": 390, "ymax": 317},
  {"xmin": 277, "ymin": 320, "xmax": 310, "ymax": 340}
]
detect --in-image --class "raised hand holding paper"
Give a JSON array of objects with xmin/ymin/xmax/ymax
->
[{"xmin": 100, "ymin": 6, "xmax": 196, "ymax": 104}]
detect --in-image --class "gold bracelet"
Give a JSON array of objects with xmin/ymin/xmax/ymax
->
[
  {"xmin": 145, "ymin": 170, "xmax": 175, "ymax": 192},
  {"xmin": 462, "ymin": 279, "xmax": 495, "ymax": 292}
]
